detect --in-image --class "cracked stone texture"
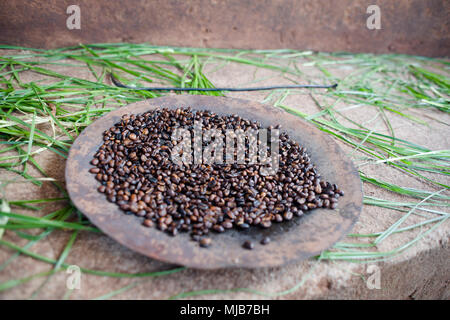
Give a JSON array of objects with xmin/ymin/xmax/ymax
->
[
  {"xmin": 0, "ymin": 0, "xmax": 449, "ymax": 57},
  {"xmin": 0, "ymin": 51, "xmax": 449, "ymax": 300}
]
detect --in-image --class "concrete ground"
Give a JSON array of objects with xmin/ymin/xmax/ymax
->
[{"xmin": 0, "ymin": 51, "xmax": 448, "ymax": 299}]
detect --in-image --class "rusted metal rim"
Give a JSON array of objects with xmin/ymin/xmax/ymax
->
[{"xmin": 65, "ymin": 95, "xmax": 362, "ymax": 269}]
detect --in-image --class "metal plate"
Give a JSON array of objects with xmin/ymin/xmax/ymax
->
[{"xmin": 65, "ymin": 95, "xmax": 362, "ymax": 269}]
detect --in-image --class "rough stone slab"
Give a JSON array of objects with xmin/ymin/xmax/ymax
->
[{"xmin": 0, "ymin": 52, "xmax": 448, "ymax": 299}]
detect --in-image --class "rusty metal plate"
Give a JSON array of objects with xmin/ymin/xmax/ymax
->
[{"xmin": 65, "ymin": 95, "xmax": 362, "ymax": 269}]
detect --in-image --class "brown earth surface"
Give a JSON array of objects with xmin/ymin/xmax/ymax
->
[{"xmin": 0, "ymin": 0, "xmax": 449, "ymax": 57}]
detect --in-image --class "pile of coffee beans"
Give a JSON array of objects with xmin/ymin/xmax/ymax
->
[{"xmin": 89, "ymin": 108, "xmax": 344, "ymax": 248}]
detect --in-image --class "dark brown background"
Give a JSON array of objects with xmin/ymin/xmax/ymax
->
[{"xmin": 1, "ymin": 0, "xmax": 449, "ymax": 56}]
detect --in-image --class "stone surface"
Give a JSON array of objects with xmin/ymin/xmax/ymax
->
[
  {"xmin": 0, "ymin": 0, "xmax": 449, "ymax": 57},
  {"xmin": 0, "ymin": 51, "xmax": 448, "ymax": 300}
]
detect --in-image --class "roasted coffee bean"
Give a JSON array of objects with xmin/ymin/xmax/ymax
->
[
  {"xmin": 295, "ymin": 210, "xmax": 304, "ymax": 217},
  {"xmin": 222, "ymin": 221, "xmax": 233, "ymax": 229},
  {"xmin": 283, "ymin": 211, "xmax": 293, "ymax": 221},
  {"xmin": 128, "ymin": 133, "xmax": 137, "ymax": 140},
  {"xmin": 89, "ymin": 107, "xmax": 344, "ymax": 250},
  {"xmin": 199, "ymin": 237, "xmax": 212, "ymax": 248},
  {"xmin": 261, "ymin": 220, "xmax": 272, "ymax": 229},
  {"xmin": 136, "ymin": 210, "xmax": 147, "ymax": 217},
  {"xmin": 238, "ymin": 223, "xmax": 250, "ymax": 229},
  {"xmin": 142, "ymin": 219, "xmax": 154, "ymax": 227},
  {"xmin": 213, "ymin": 225, "xmax": 225, "ymax": 233},
  {"xmin": 243, "ymin": 240, "xmax": 254, "ymax": 250},
  {"xmin": 89, "ymin": 167, "xmax": 100, "ymax": 174}
]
